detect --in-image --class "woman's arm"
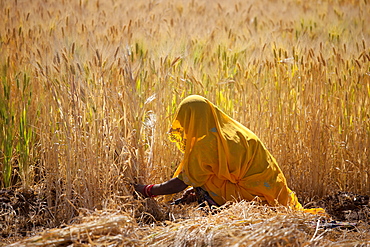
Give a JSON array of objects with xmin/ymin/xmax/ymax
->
[{"xmin": 134, "ymin": 178, "xmax": 188, "ymax": 197}]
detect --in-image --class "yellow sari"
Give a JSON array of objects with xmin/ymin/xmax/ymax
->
[{"xmin": 169, "ymin": 95, "xmax": 324, "ymax": 214}]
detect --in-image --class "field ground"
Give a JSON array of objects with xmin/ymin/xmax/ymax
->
[{"xmin": 1, "ymin": 188, "xmax": 370, "ymax": 246}]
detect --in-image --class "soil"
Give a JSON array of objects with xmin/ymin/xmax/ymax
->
[
  {"xmin": 306, "ymin": 191, "xmax": 370, "ymax": 223},
  {"xmin": 0, "ymin": 189, "xmax": 50, "ymax": 239}
]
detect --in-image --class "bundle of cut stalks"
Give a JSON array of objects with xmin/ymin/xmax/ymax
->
[{"xmin": 8, "ymin": 200, "xmax": 370, "ymax": 247}]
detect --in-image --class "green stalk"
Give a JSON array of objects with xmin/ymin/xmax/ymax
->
[
  {"xmin": 16, "ymin": 73, "xmax": 33, "ymax": 189},
  {"xmin": 0, "ymin": 69, "xmax": 14, "ymax": 188}
]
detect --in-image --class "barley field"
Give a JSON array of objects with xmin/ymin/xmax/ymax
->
[{"xmin": 1, "ymin": 0, "xmax": 369, "ymax": 245}]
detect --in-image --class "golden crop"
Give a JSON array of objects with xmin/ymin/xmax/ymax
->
[{"xmin": 1, "ymin": 0, "xmax": 369, "ymax": 245}]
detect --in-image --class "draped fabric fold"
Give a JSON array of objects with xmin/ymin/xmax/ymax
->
[{"xmin": 169, "ymin": 95, "xmax": 325, "ymax": 214}]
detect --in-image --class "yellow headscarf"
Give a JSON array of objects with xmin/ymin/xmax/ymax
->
[{"xmin": 169, "ymin": 95, "xmax": 325, "ymax": 214}]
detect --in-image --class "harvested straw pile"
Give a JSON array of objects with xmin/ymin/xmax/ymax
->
[{"xmin": 8, "ymin": 200, "xmax": 370, "ymax": 246}]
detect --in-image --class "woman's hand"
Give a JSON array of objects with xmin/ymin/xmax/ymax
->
[
  {"xmin": 178, "ymin": 187, "xmax": 197, "ymax": 204},
  {"xmin": 134, "ymin": 184, "xmax": 146, "ymax": 197}
]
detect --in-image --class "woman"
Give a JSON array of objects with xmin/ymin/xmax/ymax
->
[{"xmin": 135, "ymin": 95, "xmax": 323, "ymax": 213}]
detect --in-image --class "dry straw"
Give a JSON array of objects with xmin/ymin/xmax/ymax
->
[{"xmin": 8, "ymin": 201, "xmax": 370, "ymax": 246}]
